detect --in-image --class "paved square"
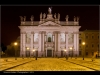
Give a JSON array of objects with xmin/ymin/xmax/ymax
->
[{"xmin": 0, "ymin": 57, "xmax": 100, "ymax": 71}]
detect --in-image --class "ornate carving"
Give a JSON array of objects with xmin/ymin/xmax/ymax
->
[
  {"xmin": 68, "ymin": 33, "xmax": 74, "ymax": 44},
  {"xmin": 31, "ymin": 32, "xmax": 34, "ymax": 34},
  {"xmin": 30, "ymin": 15, "xmax": 34, "ymax": 21},
  {"xmin": 65, "ymin": 32, "xmax": 68, "ymax": 34}
]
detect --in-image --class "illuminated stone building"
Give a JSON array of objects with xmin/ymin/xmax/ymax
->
[{"xmin": 18, "ymin": 8, "xmax": 81, "ymax": 57}]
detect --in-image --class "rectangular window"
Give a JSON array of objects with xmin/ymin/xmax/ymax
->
[
  {"xmin": 92, "ymin": 44, "xmax": 94, "ymax": 47},
  {"xmin": 86, "ymin": 36, "xmax": 88, "ymax": 38},
  {"xmin": 79, "ymin": 39, "xmax": 81, "ymax": 44},
  {"xmin": 86, "ymin": 52, "xmax": 88, "ymax": 56},
  {"xmin": 92, "ymin": 52, "xmax": 94, "ymax": 56},
  {"xmin": 92, "ymin": 36, "xmax": 94, "ymax": 39},
  {"xmin": 79, "ymin": 51, "xmax": 81, "ymax": 55},
  {"xmin": 86, "ymin": 45, "xmax": 88, "ymax": 47},
  {"xmin": 98, "ymin": 36, "xmax": 99, "ymax": 39}
]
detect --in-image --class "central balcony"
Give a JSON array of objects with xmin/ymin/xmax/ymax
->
[{"xmin": 45, "ymin": 42, "xmax": 54, "ymax": 47}]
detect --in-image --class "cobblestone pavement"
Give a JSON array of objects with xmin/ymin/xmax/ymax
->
[{"xmin": 0, "ymin": 57, "xmax": 99, "ymax": 71}]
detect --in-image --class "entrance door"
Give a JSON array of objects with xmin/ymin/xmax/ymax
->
[{"xmin": 47, "ymin": 49, "xmax": 52, "ymax": 57}]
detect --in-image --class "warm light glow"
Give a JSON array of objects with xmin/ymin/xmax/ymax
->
[
  {"xmin": 69, "ymin": 47, "xmax": 72, "ymax": 50},
  {"xmin": 64, "ymin": 49, "xmax": 66, "ymax": 51},
  {"xmin": 14, "ymin": 42, "xmax": 17, "ymax": 46},
  {"xmin": 82, "ymin": 42, "xmax": 85, "ymax": 45},
  {"xmin": 33, "ymin": 49, "xmax": 35, "ymax": 52},
  {"xmin": 27, "ymin": 47, "xmax": 29, "ymax": 50}
]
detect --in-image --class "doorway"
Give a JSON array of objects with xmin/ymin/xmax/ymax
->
[
  {"xmin": 47, "ymin": 49, "xmax": 52, "ymax": 57},
  {"xmin": 48, "ymin": 37, "xmax": 51, "ymax": 42}
]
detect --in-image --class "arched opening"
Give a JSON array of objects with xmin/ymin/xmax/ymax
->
[{"xmin": 48, "ymin": 37, "xmax": 51, "ymax": 42}]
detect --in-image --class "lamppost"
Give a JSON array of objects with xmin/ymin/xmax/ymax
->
[
  {"xmin": 35, "ymin": 50, "xmax": 37, "ymax": 60},
  {"xmin": 82, "ymin": 42, "xmax": 85, "ymax": 60},
  {"xmin": 64, "ymin": 49, "xmax": 68, "ymax": 60},
  {"xmin": 27, "ymin": 47, "xmax": 29, "ymax": 58},
  {"xmin": 14, "ymin": 42, "xmax": 18, "ymax": 60},
  {"xmin": 69, "ymin": 47, "xmax": 73, "ymax": 59},
  {"xmin": 32, "ymin": 49, "xmax": 35, "ymax": 58}
]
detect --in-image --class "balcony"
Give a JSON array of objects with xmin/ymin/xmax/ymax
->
[{"xmin": 45, "ymin": 42, "xmax": 54, "ymax": 47}]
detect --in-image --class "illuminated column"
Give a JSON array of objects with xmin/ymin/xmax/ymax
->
[
  {"xmin": 39, "ymin": 32, "xmax": 41, "ymax": 52},
  {"xmin": 42, "ymin": 31, "xmax": 45, "ymax": 52},
  {"xmin": 65, "ymin": 32, "xmax": 68, "ymax": 53},
  {"xmin": 54, "ymin": 32, "xmax": 57, "ymax": 52},
  {"xmin": 46, "ymin": 48, "xmax": 47, "ymax": 57},
  {"xmin": 74, "ymin": 32, "xmax": 77, "ymax": 56},
  {"xmin": 30, "ymin": 32, "xmax": 34, "ymax": 57},
  {"xmin": 76, "ymin": 32, "xmax": 79, "ymax": 56},
  {"xmin": 23, "ymin": 32, "xmax": 26, "ymax": 57},
  {"xmin": 20, "ymin": 32, "xmax": 23, "ymax": 57},
  {"xmin": 58, "ymin": 32, "xmax": 61, "ymax": 57}
]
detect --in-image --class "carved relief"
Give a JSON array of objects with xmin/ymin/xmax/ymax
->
[
  {"xmin": 26, "ymin": 33, "xmax": 31, "ymax": 43},
  {"xmin": 68, "ymin": 33, "xmax": 74, "ymax": 44}
]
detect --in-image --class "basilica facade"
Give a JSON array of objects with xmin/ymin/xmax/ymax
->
[{"xmin": 19, "ymin": 8, "xmax": 81, "ymax": 57}]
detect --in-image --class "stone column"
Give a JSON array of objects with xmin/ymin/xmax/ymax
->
[
  {"xmin": 74, "ymin": 32, "xmax": 77, "ymax": 56},
  {"xmin": 46, "ymin": 48, "xmax": 47, "ymax": 57},
  {"xmin": 38, "ymin": 32, "xmax": 41, "ymax": 57},
  {"xmin": 42, "ymin": 31, "xmax": 45, "ymax": 57},
  {"xmin": 54, "ymin": 32, "xmax": 57, "ymax": 56},
  {"xmin": 65, "ymin": 32, "xmax": 68, "ymax": 55},
  {"xmin": 20, "ymin": 32, "xmax": 23, "ymax": 57},
  {"xmin": 23, "ymin": 32, "xmax": 26, "ymax": 57},
  {"xmin": 76, "ymin": 32, "xmax": 79, "ymax": 56},
  {"xmin": 58, "ymin": 32, "xmax": 60, "ymax": 51},
  {"xmin": 30, "ymin": 32, "xmax": 34, "ymax": 57}
]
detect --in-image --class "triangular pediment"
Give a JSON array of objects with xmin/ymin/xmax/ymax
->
[{"xmin": 38, "ymin": 21, "xmax": 61, "ymax": 26}]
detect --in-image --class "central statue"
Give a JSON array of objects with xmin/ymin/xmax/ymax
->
[{"xmin": 48, "ymin": 7, "xmax": 52, "ymax": 14}]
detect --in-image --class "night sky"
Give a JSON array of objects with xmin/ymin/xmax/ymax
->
[{"xmin": 1, "ymin": 6, "xmax": 99, "ymax": 46}]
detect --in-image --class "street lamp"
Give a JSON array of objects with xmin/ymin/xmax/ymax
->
[
  {"xmin": 27, "ymin": 47, "xmax": 30, "ymax": 58},
  {"xmin": 82, "ymin": 42, "xmax": 85, "ymax": 60},
  {"xmin": 14, "ymin": 42, "xmax": 18, "ymax": 60},
  {"xmin": 69, "ymin": 47, "xmax": 73, "ymax": 59},
  {"xmin": 64, "ymin": 49, "xmax": 68, "ymax": 60},
  {"xmin": 32, "ymin": 49, "xmax": 35, "ymax": 58}
]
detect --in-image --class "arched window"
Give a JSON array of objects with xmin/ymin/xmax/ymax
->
[{"xmin": 48, "ymin": 37, "xmax": 51, "ymax": 42}]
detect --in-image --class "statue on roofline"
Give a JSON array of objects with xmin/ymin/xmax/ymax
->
[
  {"xmin": 65, "ymin": 15, "xmax": 69, "ymax": 22},
  {"xmin": 43, "ymin": 13, "xmax": 46, "ymax": 19},
  {"xmin": 23, "ymin": 16, "xmax": 26, "ymax": 21},
  {"xmin": 77, "ymin": 16, "xmax": 79, "ymax": 22},
  {"xmin": 58, "ymin": 13, "xmax": 60, "ymax": 20},
  {"xmin": 74, "ymin": 16, "xmax": 76, "ymax": 22},
  {"xmin": 19, "ymin": 16, "xmax": 23, "ymax": 21},
  {"xmin": 40, "ymin": 13, "xmax": 42, "ymax": 19},
  {"xmin": 48, "ymin": 7, "xmax": 52, "ymax": 14},
  {"xmin": 54, "ymin": 13, "xmax": 56, "ymax": 19},
  {"xmin": 30, "ymin": 15, "xmax": 34, "ymax": 21}
]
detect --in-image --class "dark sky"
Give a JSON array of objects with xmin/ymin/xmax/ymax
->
[{"xmin": 1, "ymin": 6, "xmax": 99, "ymax": 46}]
